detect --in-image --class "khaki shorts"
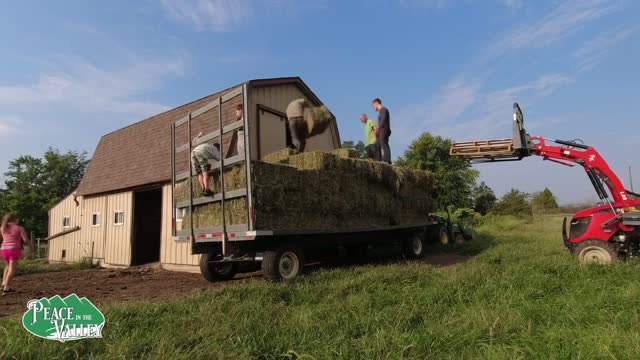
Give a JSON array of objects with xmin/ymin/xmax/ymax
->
[{"xmin": 191, "ymin": 143, "xmax": 219, "ymax": 174}]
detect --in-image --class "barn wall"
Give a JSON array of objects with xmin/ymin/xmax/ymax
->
[
  {"xmin": 103, "ymin": 191, "xmax": 133, "ymax": 266},
  {"xmin": 249, "ymin": 83, "xmax": 340, "ymax": 160},
  {"xmin": 81, "ymin": 196, "xmax": 107, "ymax": 260},
  {"xmin": 159, "ymin": 184, "xmax": 200, "ymax": 269},
  {"xmin": 48, "ymin": 194, "xmax": 84, "ymax": 263}
]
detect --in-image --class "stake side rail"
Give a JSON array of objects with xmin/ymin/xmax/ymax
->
[{"xmin": 169, "ymin": 86, "xmax": 250, "ymax": 256}]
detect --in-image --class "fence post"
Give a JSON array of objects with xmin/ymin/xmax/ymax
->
[{"xmin": 37, "ymin": 238, "xmax": 41, "ymax": 259}]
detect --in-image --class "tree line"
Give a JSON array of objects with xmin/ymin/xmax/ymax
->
[{"xmin": 0, "ymin": 149, "xmax": 89, "ymax": 237}]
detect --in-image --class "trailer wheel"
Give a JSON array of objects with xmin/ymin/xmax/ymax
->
[
  {"xmin": 403, "ymin": 234, "xmax": 426, "ymax": 259},
  {"xmin": 199, "ymin": 253, "xmax": 238, "ymax": 282},
  {"xmin": 572, "ymin": 240, "xmax": 618, "ymax": 265},
  {"xmin": 429, "ymin": 225, "xmax": 449, "ymax": 245},
  {"xmin": 262, "ymin": 246, "xmax": 305, "ymax": 281}
]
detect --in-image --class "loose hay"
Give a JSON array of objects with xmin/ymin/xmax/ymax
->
[
  {"xmin": 174, "ymin": 151, "xmax": 434, "ymax": 231},
  {"xmin": 304, "ymin": 105, "xmax": 334, "ymax": 137}
]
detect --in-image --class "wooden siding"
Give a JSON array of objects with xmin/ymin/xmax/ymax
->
[
  {"xmin": 48, "ymin": 194, "xmax": 84, "ymax": 263},
  {"xmin": 103, "ymin": 192, "xmax": 133, "ymax": 266},
  {"xmin": 81, "ymin": 196, "xmax": 107, "ymax": 260},
  {"xmin": 160, "ymin": 184, "xmax": 200, "ymax": 267}
]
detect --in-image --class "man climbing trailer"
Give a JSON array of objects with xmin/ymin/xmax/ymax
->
[{"xmin": 451, "ymin": 103, "xmax": 640, "ymax": 264}]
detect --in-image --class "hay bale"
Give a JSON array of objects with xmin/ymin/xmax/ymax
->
[
  {"xmin": 331, "ymin": 148, "xmax": 360, "ymax": 159},
  {"xmin": 304, "ymin": 105, "xmax": 334, "ymax": 137},
  {"xmin": 176, "ymin": 151, "xmax": 435, "ymax": 231},
  {"xmin": 262, "ymin": 148, "xmax": 298, "ymax": 164}
]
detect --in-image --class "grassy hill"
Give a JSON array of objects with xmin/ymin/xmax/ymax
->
[{"xmin": 2, "ymin": 215, "xmax": 640, "ymax": 359}]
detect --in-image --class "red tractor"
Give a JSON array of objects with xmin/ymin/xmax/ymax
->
[{"xmin": 451, "ymin": 103, "xmax": 640, "ymax": 264}]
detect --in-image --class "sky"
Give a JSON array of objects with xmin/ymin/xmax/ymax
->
[{"xmin": 0, "ymin": 0, "xmax": 638, "ymax": 205}]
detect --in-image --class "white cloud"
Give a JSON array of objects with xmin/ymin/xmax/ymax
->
[
  {"xmin": 0, "ymin": 55, "xmax": 187, "ymax": 117},
  {"xmin": 160, "ymin": 0, "xmax": 327, "ymax": 32},
  {"xmin": 160, "ymin": 0, "xmax": 253, "ymax": 32},
  {"xmin": 0, "ymin": 115, "xmax": 22, "ymax": 137},
  {"xmin": 574, "ymin": 24, "xmax": 640, "ymax": 72},
  {"xmin": 478, "ymin": 0, "xmax": 620, "ymax": 65},
  {"xmin": 392, "ymin": 73, "xmax": 571, "ymax": 152}
]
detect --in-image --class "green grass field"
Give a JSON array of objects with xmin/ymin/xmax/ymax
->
[
  {"xmin": 0, "ymin": 258, "xmax": 93, "ymax": 277},
  {"xmin": 2, "ymin": 215, "xmax": 640, "ymax": 359}
]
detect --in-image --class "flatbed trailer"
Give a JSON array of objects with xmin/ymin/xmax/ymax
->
[{"xmin": 170, "ymin": 84, "xmax": 468, "ymax": 281}]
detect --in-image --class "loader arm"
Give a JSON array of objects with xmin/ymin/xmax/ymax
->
[{"xmin": 450, "ymin": 102, "xmax": 636, "ymax": 210}]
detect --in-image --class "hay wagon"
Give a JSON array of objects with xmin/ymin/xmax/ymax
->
[{"xmin": 170, "ymin": 82, "xmax": 465, "ymax": 282}]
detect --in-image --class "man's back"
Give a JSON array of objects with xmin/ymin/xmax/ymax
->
[
  {"xmin": 286, "ymin": 99, "xmax": 308, "ymax": 119},
  {"xmin": 378, "ymin": 106, "xmax": 391, "ymax": 130}
]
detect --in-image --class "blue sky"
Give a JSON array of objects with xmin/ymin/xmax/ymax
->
[{"xmin": 0, "ymin": 0, "xmax": 638, "ymax": 204}]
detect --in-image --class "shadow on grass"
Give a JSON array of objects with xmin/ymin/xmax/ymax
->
[{"xmin": 304, "ymin": 231, "xmax": 495, "ymax": 275}]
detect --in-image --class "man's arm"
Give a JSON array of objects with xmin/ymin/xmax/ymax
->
[{"xmin": 192, "ymin": 132, "xmax": 203, "ymax": 145}]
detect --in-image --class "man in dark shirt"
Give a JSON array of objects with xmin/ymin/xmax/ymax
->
[{"xmin": 372, "ymin": 98, "xmax": 392, "ymax": 164}]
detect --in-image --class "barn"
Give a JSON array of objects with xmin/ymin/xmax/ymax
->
[{"xmin": 47, "ymin": 77, "xmax": 341, "ymax": 273}]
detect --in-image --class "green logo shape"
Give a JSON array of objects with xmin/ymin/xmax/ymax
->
[{"xmin": 22, "ymin": 294, "xmax": 105, "ymax": 342}]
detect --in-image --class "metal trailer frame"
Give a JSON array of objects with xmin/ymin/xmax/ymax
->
[{"xmin": 170, "ymin": 85, "xmax": 453, "ymax": 277}]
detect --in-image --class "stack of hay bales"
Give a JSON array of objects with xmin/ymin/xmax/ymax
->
[{"xmin": 175, "ymin": 150, "xmax": 434, "ymax": 231}]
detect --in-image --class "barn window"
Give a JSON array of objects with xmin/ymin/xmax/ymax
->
[
  {"xmin": 92, "ymin": 213, "xmax": 101, "ymax": 226},
  {"xmin": 62, "ymin": 216, "xmax": 71, "ymax": 228},
  {"xmin": 114, "ymin": 211, "xmax": 125, "ymax": 225}
]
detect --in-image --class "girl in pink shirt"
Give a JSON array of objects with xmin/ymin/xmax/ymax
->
[{"xmin": 1, "ymin": 214, "xmax": 33, "ymax": 295}]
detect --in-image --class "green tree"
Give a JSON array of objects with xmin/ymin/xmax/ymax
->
[
  {"xmin": 1, "ymin": 148, "xmax": 89, "ymax": 236},
  {"xmin": 472, "ymin": 181, "xmax": 497, "ymax": 215},
  {"xmin": 532, "ymin": 187, "xmax": 559, "ymax": 214},
  {"xmin": 341, "ymin": 140, "xmax": 367, "ymax": 159},
  {"xmin": 491, "ymin": 189, "xmax": 532, "ymax": 216},
  {"xmin": 396, "ymin": 133, "xmax": 479, "ymax": 210}
]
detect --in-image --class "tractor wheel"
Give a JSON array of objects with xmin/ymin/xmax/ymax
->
[
  {"xmin": 454, "ymin": 233, "xmax": 465, "ymax": 245},
  {"xmin": 572, "ymin": 240, "xmax": 618, "ymax": 265},
  {"xmin": 262, "ymin": 246, "xmax": 305, "ymax": 281},
  {"xmin": 403, "ymin": 233, "xmax": 426, "ymax": 259},
  {"xmin": 199, "ymin": 253, "xmax": 238, "ymax": 282}
]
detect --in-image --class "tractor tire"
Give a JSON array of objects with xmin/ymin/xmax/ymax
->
[
  {"xmin": 429, "ymin": 225, "xmax": 450, "ymax": 246},
  {"xmin": 454, "ymin": 233, "xmax": 465, "ymax": 245},
  {"xmin": 572, "ymin": 240, "xmax": 618, "ymax": 265},
  {"xmin": 262, "ymin": 246, "xmax": 305, "ymax": 281},
  {"xmin": 403, "ymin": 233, "xmax": 426, "ymax": 259},
  {"xmin": 199, "ymin": 253, "xmax": 238, "ymax": 282}
]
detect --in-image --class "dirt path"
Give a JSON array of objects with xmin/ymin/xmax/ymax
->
[
  {"xmin": 1, "ymin": 254, "xmax": 469, "ymax": 318},
  {"xmin": 0, "ymin": 265, "xmax": 259, "ymax": 318}
]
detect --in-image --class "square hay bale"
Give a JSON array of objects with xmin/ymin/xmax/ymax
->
[
  {"xmin": 331, "ymin": 148, "xmax": 360, "ymax": 159},
  {"xmin": 262, "ymin": 148, "xmax": 298, "ymax": 164},
  {"xmin": 177, "ymin": 150, "xmax": 434, "ymax": 231}
]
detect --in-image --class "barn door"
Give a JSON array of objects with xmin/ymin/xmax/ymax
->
[{"xmin": 258, "ymin": 109, "xmax": 287, "ymax": 159}]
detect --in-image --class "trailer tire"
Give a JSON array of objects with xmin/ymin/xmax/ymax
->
[
  {"xmin": 262, "ymin": 246, "xmax": 305, "ymax": 281},
  {"xmin": 403, "ymin": 233, "xmax": 426, "ymax": 259},
  {"xmin": 572, "ymin": 240, "xmax": 618, "ymax": 265},
  {"xmin": 199, "ymin": 253, "xmax": 238, "ymax": 282},
  {"xmin": 429, "ymin": 225, "xmax": 450, "ymax": 246}
]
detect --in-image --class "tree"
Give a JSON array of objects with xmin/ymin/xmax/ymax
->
[
  {"xmin": 472, "ymin": 181, "xmax": 497, "ymax": 215},
  {"xmin": 1, "ymin": 148, "xmax": 89, "ymax": 236},
  {"xmin": 395, "ymin": 133, "xmax": 479, "ymax": 210},
  {"xmin": 341, "ymin": 140, "xmax": 367, "ymax": 159},
  {"xmin": 532, "ymin": 187, "xmax": 559, "ymax": 214},
  {"xmin": 491, "ymin": 189, "xmax": 532, "ymax": 216}
]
